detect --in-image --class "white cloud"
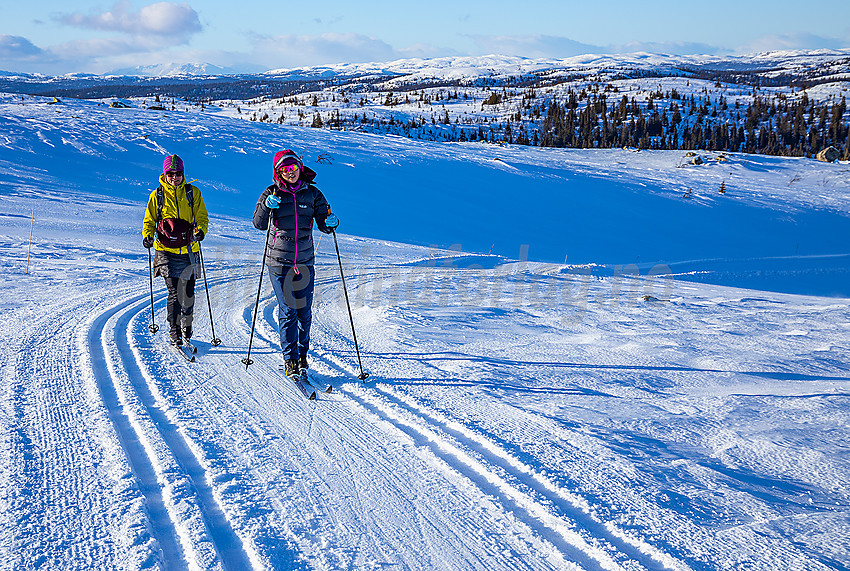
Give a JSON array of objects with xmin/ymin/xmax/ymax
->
[
  {"xmin": 468, "ymin": 34, "xmax": 730, "ymax": 58},
  {"xmin": 469, "ymin": 34, "xmax": 602, "ymax": 58},
  {"xmin": 251, "ymin": 33, "xmax": 401, "ymax": 68},
  {"xmin": 0, "ymin": 2, "xmax": 205, "ymax": 73},
  {"xmin": 58, "ymin": 1, "xmax": 202, "ymax": 43},
  {"xmin": 615, "ymin": 40, "xmax": 728, "ymax": 56},
  {"xmin": 49, "ymin": 37, "xmax": 141, "ymax": 60},
  {"xmin": 738, "ymin": 32, "xmax": 849, "ymax": 54},
  {"xmin": 396, "ymin": 43, "xmax": 459, "ymax": 60}
]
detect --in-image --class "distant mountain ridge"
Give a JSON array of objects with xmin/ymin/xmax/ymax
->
[
  {"xmin": 263, "ymin": 49, "xmax": 850, "ymax": 83},
  {"xmin": 106, "ymin": 62, "xmax": 233, "ymax": 77},
  {"xmin": 1, "ymin": 49, "xmax": 848, "ymax": 99}
]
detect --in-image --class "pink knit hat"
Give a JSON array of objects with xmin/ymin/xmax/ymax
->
[{"xmin": 163, "ymin": 154, "xmax": 184, "ymax": 174}]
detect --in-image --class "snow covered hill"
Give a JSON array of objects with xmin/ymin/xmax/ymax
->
[
  {"xmin": 261, "ymin": 49, "xmax": 850, "ymax": 85},
  {"xmin": 2, "ymin": 92, "xmax": 849, "ymax": 297},
  {"xmin": 106, "ymin": 62, "xmax": 234, "ymax": 78},
  {"xmin": 0, "ymin": 92, "xmax": 849, "ymax": 570},
  {"xmin": 3, "ymin": 49, "xmax": 849, "ymax": 99}
]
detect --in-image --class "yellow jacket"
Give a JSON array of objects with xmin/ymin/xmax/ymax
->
[{"xmin": 142, "ymin": 175, "xmax": 209, "ymax": 254}]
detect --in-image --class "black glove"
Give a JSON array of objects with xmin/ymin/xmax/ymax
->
[
  {"xmin": 143, "ymin": 236, "xmax": 154, "ymax": 249},
  {"xmin": 194, "ymin": 229, "xmax": 205, "ymax": 242},
  {"xmin": 321, "ymin": 214, "xmax": 339, "ymax": 234}
]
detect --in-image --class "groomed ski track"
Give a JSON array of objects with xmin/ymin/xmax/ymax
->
[
  {"xmin": 14, "ymin": 261, "xmax": 686, "ymax": 571},
  {"xmin": 4, "ymin": 249, "xmax": 843, "ymax": 571}
]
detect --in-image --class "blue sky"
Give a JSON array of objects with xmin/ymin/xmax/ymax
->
[{"xmin": 1, "ymin": 0, "xmax": 849, "ymax": 74}]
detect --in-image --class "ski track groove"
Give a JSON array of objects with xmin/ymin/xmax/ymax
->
[
  {"xmin": 144, "ymin": 278, "xmax": 328, "ymax": 569},
  {"xmin": 253, "ymin": 288, "xmax": 567, "ymax": 569},
  {"xmin": 2, "ymin": 296, "xmax": 156, "ymax": 570},
  {"xmin": 85, "ymin": 293, "xmax": 192, "ymax": 571},
  {"xmin": 297, "ymin": 295, "xmax": 603, "ymax": 569},
  {"xmin": 338, "ymin": 382, "xmax": 612, "ymax": 571},
  {"xmin": 372, "ymin": 385, "xmax": 692, "ymax": 571},
  {"xmin": 80, "ymin": 273, "xmax": 268, "ymax": 571},
  {"xmin": 59, "ymin": 260, "xmax": 759, "ymax": 570},
  {"xmin": 304, "ymin": 272, "xmax": 690, "ymax": 571},
  {"xmin": 195, "ymin": 256, "xmax": 692, "ymax": 570},
  {"xmin": 116, "ymin": 294, "xmax": 260, "ymax": 571}
]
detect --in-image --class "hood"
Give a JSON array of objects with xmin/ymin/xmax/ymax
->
[{"xmin": 272, "ymin": 149, "xmax": 317, "ymax": 190}]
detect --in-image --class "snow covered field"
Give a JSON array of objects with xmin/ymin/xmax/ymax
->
[{"xmin": 1, "ymin": 94, "xmax": 849, "ymax": 570}]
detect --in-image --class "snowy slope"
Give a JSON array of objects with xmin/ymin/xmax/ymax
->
[
  {"xmin": 2, "ymin": 93, "xmax": 849, "ymax": 296},
  {"xmin": 0, "ymin": 94, "xmax": 849, "ymax": 570}
]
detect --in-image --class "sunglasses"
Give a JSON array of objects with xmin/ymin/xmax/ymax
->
[
  {"xmin": 165, "ymin": 171, "xmax": 183, "ymax": 178},
  {"xmin": 278, "ymin": 163, "xmax": 300, "ymax": 175}
]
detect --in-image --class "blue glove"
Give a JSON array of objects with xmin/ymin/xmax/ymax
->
[
  {"xmin": 322, "ymin": 214, "xmax": 339, "ymax": 233},
  {"xmin": 265, "ymin": 193, "xmax": 281, "ymax": 209}
]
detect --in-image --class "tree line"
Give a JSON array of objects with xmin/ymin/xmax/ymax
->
[
  {"xmin": 538, "ymin": 90, "xmax": 849, "ymax": 158},
  {"xmin": 295, "ymin": 85, "xmax": 850, "ymax": 159}
]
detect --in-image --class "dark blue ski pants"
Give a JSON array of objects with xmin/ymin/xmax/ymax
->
[{"xmin": 268, "ymin": 265, "xmax": 314, "ymax": 361}]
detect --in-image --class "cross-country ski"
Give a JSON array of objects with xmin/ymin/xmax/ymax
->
[
  {"xmin": 304, "ymin": 370, "xmax": 333, "ymax": 394},
  {"xmin": 170, "ymin": 342, "xmax": 196, "ymax": 362},
  {"xmin": 293, "ymin": 372, "xmax": 317, "ymax": 400}
]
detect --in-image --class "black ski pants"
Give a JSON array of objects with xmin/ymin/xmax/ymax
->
[
  {"xmin": 153, "ymin": 249, "xmax": 196, "ymax": 329},
  {"xmin": 164, "ymin": 273, "xmax": 195, "ymax": 329}
]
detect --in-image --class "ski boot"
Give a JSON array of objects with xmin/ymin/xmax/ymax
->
[
  {"xmin": 284, "ymin": 359, "xmax": 300, "ymax": 378},
  {"xmin": 169, "ymin": 323, "xmax": 182, "ymax": 346}
]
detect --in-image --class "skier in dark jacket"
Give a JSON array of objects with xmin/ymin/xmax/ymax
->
[{"xmin": 253, "ymin": 149, "xmax": 338, "ymax": 376}]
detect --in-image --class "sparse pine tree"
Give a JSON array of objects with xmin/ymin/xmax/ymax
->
[{"xmin": 844, "ymin": 129, "xmax": 850, "ymax": 161}]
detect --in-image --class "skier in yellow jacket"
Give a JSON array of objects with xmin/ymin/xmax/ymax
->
[{"xmin": 142, "ymin": 154, "xmax": 209, "ymax": 346}]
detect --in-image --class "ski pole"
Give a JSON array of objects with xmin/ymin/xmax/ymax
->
[
  {"xmin": 148, "ymin": 248, "xmax": 159, "ymax": 334},
  {"xmin": 242, "ymin": 215, "xmax": 273, "ymax": 368},
  {"xmin": 197, "ymin": 243, "xmax": 222, "ymax": 346},
  {"xmin": 331, "ymin": 230, "xmax": 369, "ymax": 381}
]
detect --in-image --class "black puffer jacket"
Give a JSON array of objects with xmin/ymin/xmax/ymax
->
[{"xmin": 252, "ymin": 169, "xmax": 332, "ymax": 268}]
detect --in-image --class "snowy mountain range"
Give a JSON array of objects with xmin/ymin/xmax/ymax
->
[
  {"xmin": 261, "ymin": 49, "xmax": 850, "ymax": 84},
  {"xmin": 1, "ymin": 49, "xmax": 849, "ymax": 94},
  {"xmin": 105, "ymin": 62, "xmax": 237, "ymax": 77}
]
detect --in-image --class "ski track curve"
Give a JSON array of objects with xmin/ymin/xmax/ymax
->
[
  {"xmin": 244, "ymin": 283, "xmax": 572, "ymax": 569},
  {"xmin": 314, "ymin": 363, "xmax": 685, "ymax": 571},
  {"xmin": 371, "ymin": 385, "xmax": 690, "ymax": 571},
  {"xmin": 2, "ymin": 287, "xmax": 163, "ymax": 570},
  {"xmin": 53, "ymin": 259, "xmax": 731, "ymax": 570},
  {"xmin": 82, "ymin": 275, "xmax": 264, "ymax": 571},
  {"xmin": 84, "ymin": 293, "xmax": 192, "ymax": 570},
  {"xmin": 115, "ymin": 295, "xmax": 259, "ymax": 571},
  {"xmin": 262, "ymin": 272, "xmax": 677, "ymax": 571},
  {"xmin": 141, "ymin": 283, "xmax": 321, "ymax": 570},
  {"xmin": 300, "ymin": 268, "xmax": 695, "ymax": 571}
]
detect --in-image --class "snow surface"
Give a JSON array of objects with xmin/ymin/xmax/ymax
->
[{"xmin": 1, "ymin": 93, "xmax": 849, "ymax": 570}]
